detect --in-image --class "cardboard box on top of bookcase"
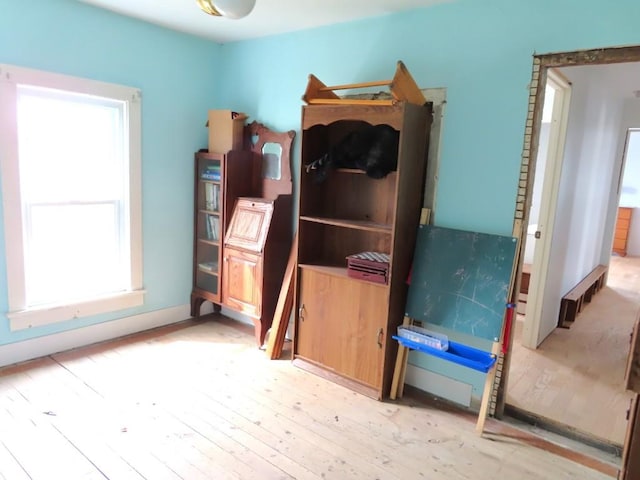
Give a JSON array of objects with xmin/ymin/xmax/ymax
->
[{"xmin": 206, "ymin": 110, "xmax": 247, "ymax": 153}]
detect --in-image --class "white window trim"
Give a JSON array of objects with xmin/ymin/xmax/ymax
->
[{"xmin": 0, "ymin": 64, "xmax": 144, "ymax": 331}]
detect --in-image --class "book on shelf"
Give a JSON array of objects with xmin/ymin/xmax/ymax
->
[
  {"xmin": 201, "ymin": 165, "xmax": 221, "ymax": 181},
  {"xmin": 212, "ymin": 184, "xmax": 220, "ymax": 211},
  {"xmin": 205, "ymin": 183, "xmax": 215, "ymax": 211},
  {"xmin": 198, "ymin": 261, "xmax": 218, "ymax": 273},
  {"xmin": 207, "ymin": 214, "xmax": 220, "ymax": 241},
  {"xmin": 205, "ymin": 213, "xmax": 213, "ymax": 240},
  {"xmin": 204, "ymin": 183, "xmax": 220, "ymax": 211},
  {"xmin": 202, "ymin": 172, "xmax": 221, "ymax": 181}
]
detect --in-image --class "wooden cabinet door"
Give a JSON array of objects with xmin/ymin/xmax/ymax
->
[
  {"xmin": 222, "ymin": 247, "xmax": 263, "ymax": 317},
  {"xmin": 297, "ymin": 268, "xmax": 386, "ymax": 388},
  {"xmin": 339, "ymin": 278, "xmax": 387, "ymax": 388},
  {"xmin": 224, "ymin": 198, "xmax": 273, "ymax": 253},
  {"xmin": 296, "ymin": 268, "xmax": 332, "ymax": 366}
]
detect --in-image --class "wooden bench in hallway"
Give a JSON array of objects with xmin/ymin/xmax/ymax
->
[{"xmin": 557, "ymin": 264, "xmax": 608, "ymax": 328}]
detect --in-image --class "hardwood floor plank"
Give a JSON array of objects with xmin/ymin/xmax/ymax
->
[
  {"xmin": 181, "ymin": 365, "xmax": 462, "ymax": 478},
  {"xmin": 170, "ymin": 406, "xmax": 302, "ymax": 480},
  {"xmin": 187, "ymin": 390, "xmax": 399, "ymax": 479},
  {"xmin": 0, "ymin": 440, "xmax": 31, "ymax": 480},
  {"xmin": 142, "ymin": 324, "xmax": 614, "ymax": 478},
  {"xmin": 51, "ymin": 341, "xmax": 282, "ymax": 479},
  {"xmin": 170, "ymin": 391, "xmax": 321, "ymax": 480},
  {"xmin": 0, "ymin": 316, "xmax": 615, "ymax": 480},
  {"xmin": 48, "ymin": 422, "xmax": 147, "ymax": 480},
  {"xmin": 126, "ymin": 324, "xmax": 608, "ymax": 478},
  {"xmin": 0, "ymin": 420, "xmax": 106, "ymax": 480}
]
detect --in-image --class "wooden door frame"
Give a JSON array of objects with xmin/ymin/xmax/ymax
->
[{"xmin": 494, "ymin": 45, "xmax": 640, "ymax": 418}]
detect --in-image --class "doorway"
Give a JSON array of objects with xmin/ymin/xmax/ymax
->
[
  {"xmin": 520, "ymin": 69, "xmax": 572, "ymax": 348},
  {"xmin": 499, "ymin": 47, "xmax": 640, "ymax": 453},
  {"xmin": 617, "ymin": 129, "xmax": 640, "ymax": 259}
]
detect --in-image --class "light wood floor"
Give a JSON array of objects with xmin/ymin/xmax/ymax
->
[
  {"xmin": 508, "ymin": 256, "xmax": 640, "ymax": 447},
  {"xmin": 0, "ymin": 317, "xmax": 616, "ymax": 480}
]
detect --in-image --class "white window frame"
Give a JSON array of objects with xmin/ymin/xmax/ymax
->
[{"xmin": 0, "ymin": 64, "xmax": 144, "ymax": 331}]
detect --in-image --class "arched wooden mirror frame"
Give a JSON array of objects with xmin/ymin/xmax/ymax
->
[{"xmin": 244, "ymin": 121, "xmax": 295, "ymax": 200}]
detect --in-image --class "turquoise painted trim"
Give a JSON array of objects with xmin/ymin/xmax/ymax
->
[{"xmin": 0, "ymin": 0, "xmax": 221, "ymax": 345}]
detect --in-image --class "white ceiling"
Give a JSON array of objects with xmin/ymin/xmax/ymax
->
[
  {"xmin": 77, "ymin": 0, "xmax": 452, "ymax": 43},
  {"xmin": 560, "ymin": 62, "xmax": 640, "ymax": 100}
]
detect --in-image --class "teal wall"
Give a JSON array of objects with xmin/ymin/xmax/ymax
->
[
  {"xmin": 218, "ymin": 0, "xmax": 640, "ymax": 235},
  {"xmin": 0, "ymin": 0, "xmax": 221, "ymax": 345},
  {"xmin": 216, "ymin": 0, "xmax": 640, "ymax": 399}
]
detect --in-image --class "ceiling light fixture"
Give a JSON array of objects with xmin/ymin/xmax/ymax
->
[{"xmin": 196, "ymin": 0, "xmax": 256, "ymax": 19}]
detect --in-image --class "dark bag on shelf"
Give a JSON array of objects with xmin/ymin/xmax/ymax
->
[{"xmin": 305, "ymin": 124, "xmax": 399, "ymax": 182}]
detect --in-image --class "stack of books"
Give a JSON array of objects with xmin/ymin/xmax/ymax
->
[
  {"xmin": 198, "ymin": 261, "xmax": 218, "ymax": 273},
  {"xmin": 345, "ymin": 251, "xmax": 390, "ymax": 284},
  {"xmin": 204, "ymin": 183, "xmax": 220, "ymax": 211},
  {"xmin": 205, "ymin": 214, "xmax": 220, "ymax": 241},
  {"xmin": 201, "ymin": 164, "xmax": 221, "ymax": 181}
]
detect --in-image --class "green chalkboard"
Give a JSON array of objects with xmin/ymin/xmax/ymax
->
[{"xmin": 405, "ymin": 225, "xmax": 517, "ymax": 342}]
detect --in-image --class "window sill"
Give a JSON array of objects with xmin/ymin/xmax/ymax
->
[{"xmin": 8, "ymin": 290, "xmax": 146, "ymax": 331}]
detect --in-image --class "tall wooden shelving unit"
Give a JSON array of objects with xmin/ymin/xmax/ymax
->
[
  {"xmin": 293, "ymin": 101, "xmax": 431, "ymax": 399},
  {"xmin": 190, "ymin": 150, "xmax": 255, "ymax": 317}
]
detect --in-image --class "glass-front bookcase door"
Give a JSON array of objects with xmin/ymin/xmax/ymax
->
[{"xmin": 194, "ymin": 154, "xmax": 223, "ymax": 298}]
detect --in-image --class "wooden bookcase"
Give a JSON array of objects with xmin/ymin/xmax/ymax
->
[
  {"xmin": 190, "ymin": 150, "xmax": 255, "ymax": 317},
  {"xmin": 293, "ymin": 102, "xmax": 432, "ymax": 399}
]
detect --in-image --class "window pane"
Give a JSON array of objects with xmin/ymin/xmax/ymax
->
[
  {"xmin": 0, "ymin": 64, "xmax": 142, "ymax": 328},
  {"xmin": 25, "ymin": 203, "xmax": 125, "ymax": 306},
  {"xmin": 14, "ymin": 85, "xmax": 130, "ymax": 308},
  {"xmin": 17, "ymin": 86, "xmax": 125, "ymax": 204}
]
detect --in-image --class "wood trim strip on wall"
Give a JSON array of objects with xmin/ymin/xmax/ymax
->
[
  {"xmin": 538, "ymin": 45, "xmax": 640, "ymax": 68},
  {"xmin": 494, "ymin": 55, "xmax": 546, "ymax": 416}
]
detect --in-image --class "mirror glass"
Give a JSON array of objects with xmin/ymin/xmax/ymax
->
[{"xmin": 262, "ymin": 142, "xmax": 282, "ymax": 180}]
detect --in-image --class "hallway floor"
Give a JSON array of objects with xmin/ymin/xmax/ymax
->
[
  {"xmin": 507, "ymin": 256, "xmax": 640, "ymax": 447},
  {"xmin": 0, "ymin": 317, "xmax": 615, "ymax": 480}
]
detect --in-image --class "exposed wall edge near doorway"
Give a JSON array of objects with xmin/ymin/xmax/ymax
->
[
  {"xmin": 493, "ymin": 56, "xmax": 546, "ymax": 417},
  {"xmin": 497, "ymin": 408, "xmax": 620, "ymax": 478},
  {"xmin": 505, "ymin": 404, "xmax": 623, "ymax": 457},
  {"xmin": 405, "ymin": 384, "xmax": 620, "ymax": 477},
  {"xmin": 537, "ymin": 45, "xmax": 640, "ymax": 68}
]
